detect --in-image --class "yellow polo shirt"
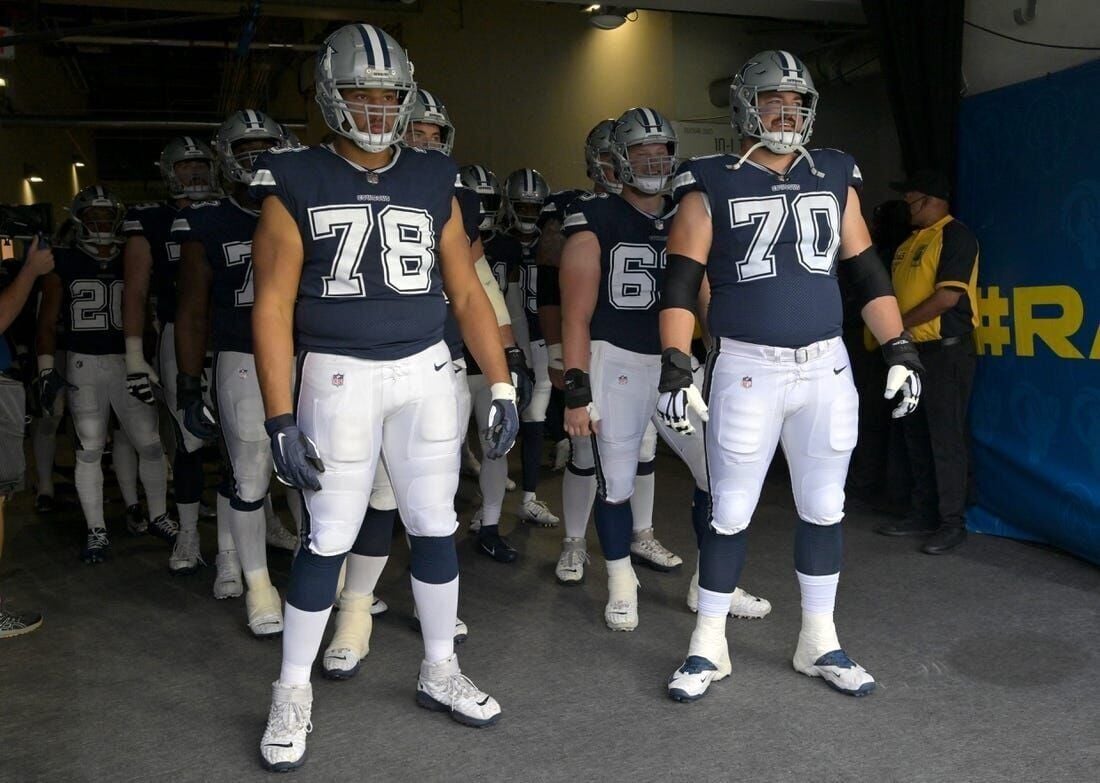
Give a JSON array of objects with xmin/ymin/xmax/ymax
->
[{"xmin": 891, "ymin": 215, "xmax": 980, "ymax": 343}]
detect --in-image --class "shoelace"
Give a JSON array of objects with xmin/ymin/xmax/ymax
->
[
  {"xmin": 636, "ymin": 538, "xmax": 675, "ymax": 559},
  {"xmin": 268, "ymin": 701, "xmax": 313, "ymax": 739},
  {"xmin": 441, "ymin": 673, "xmax": 486, "ymax": 709},
  {"xmin": 527, "ymin": 500, "xmax": 554, "ymax": 518},
  {"xmin": 152, "ymin": 516, "xmax": 179, "ymax": 535},
  {"xmin": 87, "ymin": 529, "xmax": 109, "ymax": 548},
  {"xmin": 563, "ymin": 549, "xmax": 590, "ymax": 571}
]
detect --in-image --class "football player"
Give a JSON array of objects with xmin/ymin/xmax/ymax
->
[
  {"xmin": 559, "ymin": 108, "xmax": 688, "ymax": 630},
  {"xmin": 172, "ymin": 109, "xmax": 292, "ymax": 634},
  {"xmin": 660, "ymin": 51, "xmax": 922, "ymax": 701},
  {"xmin": 34, "ymin": 187, "xmax": 170, "ymax": 563},
  {"xmin": 249, "ymin": 25, "xmax": 518, "ymax": 771},
  {"xmin": 502, "ymin": 168, "xmax": 560, "ymax": 527},
  {"xmin": 121, "ymin": 137, "xmax": 221, "ymax": 568}
]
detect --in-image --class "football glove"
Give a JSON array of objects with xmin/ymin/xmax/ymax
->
[
  {"xmin": 882, "ymin": 336, "xmax": 924, "ymax": 418},
  {"xmin": 505, "ymin": 345, "xmax": 535, "ymax": 413},
  {"xmin": 125, "ymin": 338, "xmax": 159, "ymax": 406},
  {"xmin": 34, "ymin": 368, "xmax": 74, "ymax": 413},
  {"xmin": 265, "ymin": 414, "xmax": 324, "ymax": 491},
  {"xmin": 484, "ymin": 383, "xmax": 519, "ymax": 460},
  {"xmin": 656, "ymin": 348, "xmax": 708, "ymax": 435},
  {"xmin": 177, "ymin": 373, "xmax": 218, "ymax": 441}
]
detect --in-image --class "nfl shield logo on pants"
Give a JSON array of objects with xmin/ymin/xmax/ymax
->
[
  {"xmin": 742, "ymin": 376, "xmax": 752, "ymax": 388},
  {"xmin": 332, "ymin": 373, "xmax": 344, "ymax": 387}
]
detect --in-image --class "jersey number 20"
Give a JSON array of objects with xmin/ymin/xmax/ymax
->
[
  {"xmin": 70, "ymin": 280, "xmax": 123, "ymax": 332},
  {"xmin": 309, "ymin": 205, "xmax": 436, "ymax": 298}
]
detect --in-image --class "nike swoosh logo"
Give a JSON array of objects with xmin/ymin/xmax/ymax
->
[
  {"xmin": 264, "ymin": 742, "xmax": 294, "ymax": 748},
  {"xmin": 434, "ymin": 362, "xmax": 448, "ymax": 371},
  {"xmin": 833, "ymin": 366, "xmax": 847, "ymax": 375}
]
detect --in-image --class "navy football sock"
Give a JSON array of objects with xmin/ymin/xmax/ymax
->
[{"xmin": 520, "ymin": 420, "xmax": 544, "ymax": 493}]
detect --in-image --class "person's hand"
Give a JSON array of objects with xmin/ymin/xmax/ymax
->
[
  {"xmin": 484, "ymin": 383, "xmax": 519, "ymax": 459},
  {"xmin": 265, "ymin": 414, "xmax": 324, "ymax": 491},
  {"xmin": 125, "ymin": 337, "xmax": 159, "ymax": 405},
  {"xmin": 504, "ymin": 346, "xmax": 535, "ymax": 413},
  {"xmin": 177, "ymin": 373, "xmax": 218, "ymax": 440},
  {"xmin": 23, "ymin": 235, "xmax": 55, "ymax": 277},
  {"xmin": 656, "ymin": 348, "xmax": 709, "ymax": 435},
  {"xmin": 34, "ymin": 368, "xmax": 74, "ymax": 412},
  {"xmin": 564, "ymin": 400, "xmax": 601, "ymax": 438},
  {"xmin": 881, "ymin": 336, "xmax": 924, "ymax": 418}
]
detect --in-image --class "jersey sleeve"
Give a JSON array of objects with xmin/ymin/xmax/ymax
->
[
  {"xmin": 560, "ymin": 196, "xmax": 600, "ymax": 240},
  {"xmin": 249, "ymin": 150, "xmax": 298, "ymax": 217},
  {"xmin": 846, "ymin": 153, "xmax": 863, "ymax": 191},
  {"xmin": 670, "ymin": 158, "xmax": 708, "ymax": 206},
  {"xmin": 169, "ymin": 212, "xmax": 195, "ymax": 244},
  {"xmin": 935, "ymin": 220, "xmax": 979, "ymax": 290},
  {"xmin": 122, "ymin": 205, "xmax": 152, "ymax": 237}
]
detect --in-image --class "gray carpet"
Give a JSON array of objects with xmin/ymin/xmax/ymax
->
[{"xmin": 2, "ymin": 449, "xmax": 1098, "ymax": 783}]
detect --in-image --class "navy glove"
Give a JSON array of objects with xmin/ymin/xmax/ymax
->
[
  {"xmin": 34, "ymin": 369, "xmax": 74, "ymax": 413},
  {"xmin": 483, "ymin": 383, "xmax": 520, "ymax": 460},
  {"xmin": 177, "ymin": 373, "xmax": 218, "ymax": 440},
  {"xmin": 265, "ymin": 413, "xmax": 324, "ymax": 491},
  {"xmin": 505, "ymin": 345, "xmax": 534, "ymax": 413}
]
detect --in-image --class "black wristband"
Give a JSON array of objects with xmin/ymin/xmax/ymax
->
[
  {"xmin": 658, "ymin": 348, "xmax": 694, "ymax": 393},
  {"xmin": 881, "ymin": 336, "xmax": 924, "ymax": 373},
  {"xmin": 264, "ymin": 413, "xmax": 296, "ymax": 437},
  {"xmin": 504, "ymin": 345, "xmax": 527, "ymax": 370},
  {"xmin": 176, "ymin": 373, "xmax": 203, "ymax": 407},
  {"xmin": 563, "ymin": 368, "xmax": 592, "ymax": 409}
]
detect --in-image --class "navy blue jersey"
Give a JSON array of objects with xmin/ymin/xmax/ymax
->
[
  {"xmin": 123, "ymin": 202, "xmax": 183, "ymax": 325},
  {"xmin": 170, "ymin": 197, "xmax": 259, "ymax": 355},
  {"xmin": 671, "ymin": 149, "xmax": 861, "ymax": 348},
  {"xmin": 52, "ymin": 247, "xmax": 125, "ymax": 356},
  {"xmin": 561, "ymin": 193, "xmax": 674, "ymax": 356},
  {"xmin": 508, "ymin": 229, "xmax": 542, "ymax": 342},
  {"xmin": 483, "ymin": 230, "xmax": 523, "ymax": 293},
  {"xmin": 537, "ymin": 189, "xmax": 586, "ymax": 230},
  {"xmin": 250, "ymin": 144, "xmax": 458, "ymax": 360},
  {"xmin": 441, "ymin": 184, "xmax": 485, "ymax": 359}
]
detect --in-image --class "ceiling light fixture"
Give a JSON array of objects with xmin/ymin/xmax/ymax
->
[
  {"xmin": 72, "ymin": 155, "xmax": 87, "ymax": 168},
  {"xmin": 585, "ymin": 5, "xmax": 637, "ymax": 30},
  {"xmin": 24, "ymin": 165, "xmax": 44, "ymax": 183},
  {"xmin": 0, "ymin": 77, "xmax": 7, "ymax": 88}
]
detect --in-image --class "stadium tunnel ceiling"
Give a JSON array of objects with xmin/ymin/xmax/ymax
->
[{"xmin": 0, "ymin": 0, "xmax": 866, "ymax": 182}]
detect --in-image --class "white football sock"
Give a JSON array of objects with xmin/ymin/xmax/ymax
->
[
  {"xmin": 796, "ymin": 571, "xmax": 839, "ymax": 614},
  {"xmin": 138, "ymin": 448, "xmax": 168, "ymax": 520},
  {"xmin": 112, "ymin": 429, "xmax": 139, "ymax": 507},
  {"xmin": 345, "ymin": 554, "xmax": 388, "ymax": 596},
  {"xmin": 216, "ymin": 494, "xmax": 236, "ymax": 551},
  {"xmin": 697, "ymin": 586, "xmax": 733, "ymax": 618},
  {"xmin": 231, "ymin": 505, "xmax": 267, "ymax": 577},
  {"xmin": 522, "ymin": 491, "xmax": 536, "ymax": 504},
  {"xmin": 178, "ymin": 501, "xmax": 200, "ymax": 535},
  {"xmin": 630, "ymin": 472, "xmax": 655, "ymax": 533},
  {"xmin": 74, "ymin": 452, "xmax": 104, "ymax": 529},
  {"xmin": 279, "ymin": 603, "xmax": 332, "ymax": 686},
  {"xmin": 410, "ymin": 575, "xmax": 458, "ymax": 664},
  {"xmin": 562, "ymin": 469, "xmax": 596, "ymax": 539}
]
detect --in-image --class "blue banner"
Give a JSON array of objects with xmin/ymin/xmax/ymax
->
[{"xmin": 956, "ymin": 58, "xmax": 1100, "ymax": 565}]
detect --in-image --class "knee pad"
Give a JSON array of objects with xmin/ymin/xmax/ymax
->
[
  {"xmin": 231, "ymin": 442, "xmax": 272, "ymax": 505},
  {"xmin": 351, "ymin": 506, "xmax": 397, "ymax": 557},
  {"xmin": 286, "ymin": 547, "xmax": 346, "ymax": 612},
  {"xmin": 135, "ymin": 439, "xmax": 163, "ymax": 463},
  {"xmin": 568, "ymin": 436, "xmax": 594, "ymax": 473},
  {"xmin": 408, "ymin": 534, "xmax": 458, "ymax": 584},
  {"xmin": 710, "ymin": 486, "xmax": 755, "ymax": 535},
  {"xmin": 369, "ymin": 465, "xmax": 397, "ymax": 512},
  {"xmin": 794, "ymin": 518, "xmax": 843, "ymax": 576},
  {"xmin": 303, "ymin": 490, "xmax": 369, "ymax": 556},
  {"xmin": 795, "ymin": 472, "xmax": 846, "ymax": 526},
  {"xmin": 75, "ymin": 448, "xmax": 103, "ymax": 464}
]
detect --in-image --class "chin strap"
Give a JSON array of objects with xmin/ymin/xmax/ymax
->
[{"xmin": 728, "ymin": 139, "xmax": 824, "ymax": 179}]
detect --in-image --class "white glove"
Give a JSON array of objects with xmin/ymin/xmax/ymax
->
[
  {"xmin": 125, "ymin": 336, "xmax": 159, "ymax": 405},
  {"xmin": 884, "ymin": 364, "xmax": 922, "ymax": 419},
  {"xmin": 656, "ymin": 385, "xmax": 709, "ymax": 435}
]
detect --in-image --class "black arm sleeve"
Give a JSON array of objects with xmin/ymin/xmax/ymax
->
[
  {"xmin": 935, "ymin": 220, "xmax": 978, "ymax": 289},
  {"xmin": 536, "ymin": 264, "xmax": 561, "ymax": 308},
  {"xmin": 660, "ymin": 253, "xmax": 705, "ymax": 311},
  {"xmin": 843, "ymin": 246, "xmax": 894, "ymax": 308}
]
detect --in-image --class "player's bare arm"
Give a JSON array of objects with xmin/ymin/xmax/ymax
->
[
  {"xmin": 251, "ymin": 195, "xmax": 303, "ymax": 419},
  {"xmin": 121, "ymin": 235, "xmax": 153, "ymax": 341},
  {"xmin": 34, "ymin": 272, "xmax": 61, "ymax": 361},
  {"xmin": 174, "ymin": 241, "xmax": 212, "ymax": 379},
  {"xmin": 442, "ymin": 198, "xmax": 509, "ymax": 386},
  {"xmin": 900, "ymin": 287, "xmax": 963, "ymax": 331},
  {"xmin": 660, "ymin": 190, "xmax": 711, "ymax": 353},
  {"xmin": 559, "ymin": 229, "xmax": 601, "ymax": 437}
]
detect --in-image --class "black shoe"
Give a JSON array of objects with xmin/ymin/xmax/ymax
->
[
  {"xmin": 0, "ymin": 601, "xmax": 44, "ymax": 639},
  {"xmin": 125, "ymin": 504, "xmax": 148, "ymax": 536},
  {"xmin": 922, "ymin": 526, "xmax": 967, "ymax": 554},
  {"xmin": 876, "ymin": 517, "xmax": 937, "ymax": 537},
  {"xmin": 476, "ymin": 527, "xmax": 518, "ymax": 563},
  {"xmin": 35, "ymin": 494, "xmax": 55, "ymax": 513}
]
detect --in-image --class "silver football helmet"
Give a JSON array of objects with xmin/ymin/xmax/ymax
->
[
  {"xmin": 159, "ymin": 136, "xmax": 218, "ymax": 200},
  {"xmin": 503, "ymin": 168, "xmax": 550, "ymax": 234},
  {"xmin": 458, "ymin": 164, "xmax": 502, "ymax": 232},
  {"xmin": 609, "ymin": 107, "xmax": 678, "ymax": 195},
  {"xmin": 406, "ymin": 89, "xmax": 454, "ymax": 156},
  {"xmin": 216, "ymin": 109, "xmax": 291, "ymax": 184},
  {"xmin": 584, "ymin": 118, "xmax": 621, "ymax": 194},
  {"xmin": 315, "ymin": 23, "xmax": 417, "ymax": 153},
  {"xmin": 70, "ymin": 185, "xmax": 125, "ymax": 258},
  {"xmin": 730, "ymin": 50, "xmax": 818, "ymax": 154}
]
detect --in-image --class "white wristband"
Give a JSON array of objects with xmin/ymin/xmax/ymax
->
[
  {"xmin": 490, "ymin": 382, "xmax": 517, "ymax": 402},
  {"xmin": 547, "ymin": 342, "xmax": 564, "ymax": 371},
  {"xmin": 125, "ymin": 336, "xmax": 146, "ymax": 373},
  {"xmin": 37, "ymin": 354, "xmax": 54, "ymax": 372}
]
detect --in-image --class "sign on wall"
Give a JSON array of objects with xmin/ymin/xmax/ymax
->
[
  {"xmin": 672, "ymin": 120, "xmax": 739, "ymax": 160},
  {"xmin": 956, "ymin": 58, "xmax": 1100, "ymax": 565},
  {"xmin": 0, "ymin": 27, "xmax": 14, "ymax": 61}
]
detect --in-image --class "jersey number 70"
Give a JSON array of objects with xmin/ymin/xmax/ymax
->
[{"xmin": 728, "ymin": 193, "xmax": 840, "ymax": 281}]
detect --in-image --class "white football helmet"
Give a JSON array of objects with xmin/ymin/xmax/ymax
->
[
  {"xmin": 215, "ymin": 109, "xmax": 291, "ymax": 184},
  {"xmin": 315, "ymin": 23, "xmax": 417, "ymax": 153}
]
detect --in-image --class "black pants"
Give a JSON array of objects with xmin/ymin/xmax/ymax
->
[{"xmin": 902, "ymin": 339, "xmax": 976, "ymax": 529}]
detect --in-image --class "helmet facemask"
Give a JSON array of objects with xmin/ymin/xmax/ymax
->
[
  {"xmin": 324, "ymin": 84, "xmax": 416, "ymax": 153},
  {"xmin": 73, "ymin": 203, "xmax": 124, "ymax": 259},
  {"xmin": 734, "ymin": 84, "xmax": 818, "ymax": 154}
]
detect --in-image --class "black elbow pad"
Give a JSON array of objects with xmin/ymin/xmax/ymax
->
[
  {"xmin": 660, "ymin": 253, "xmax": 705, "ymax": 311},
  {"xmin": 844, "ymin": 246, "xmax": 894, "ymax": 308}
]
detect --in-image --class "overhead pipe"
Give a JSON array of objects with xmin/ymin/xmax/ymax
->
[
  {"xmin": 0, "ymin": 116, "xmax": 307, "ymax": 129},
  {"xmin": 57, "ymin": 35, "xmax": 318, "ymax": 52}
]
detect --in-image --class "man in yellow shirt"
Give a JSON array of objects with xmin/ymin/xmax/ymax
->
[{"xmin": 876, "ymin": 171, "xmax": 979, "ymax": 554}]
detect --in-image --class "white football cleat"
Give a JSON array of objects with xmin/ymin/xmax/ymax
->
[
  {"xmin": 518, "ymin": 497, "xmax": 559, "ymax": 527},
  {"xmin": 667, "ymin": 652, "xmax": 732, "ymax": 702},
  {"xmin": 412, "ymin": 606, "xmax": 468, "ymax": 644},
  {"xmin": 469, "ymin": 507, "xmax": 484, "ymax": 533},
  {"xmin": 552, "ymin": 438, "xmax": 570, "ymax": 471},
  {"xmin": 168, "ymin": 526, "xmax": 203, "ymax": 575},
  {"xmin": 245, "ymin": 584, "xmax": 283, "ymax": 639},
  {"xmin": 793, "ymin": 644, "xmax": 876, "ymax": 696},
  {"xmin": 504, "ymin": 477, "xmax": 516, "ymax": 492},
  {"xmin": 630, "ymin": 528, "xmax": 682, "ymax": 572},
  {"xmin": 259, "ymin": 681, "xmax": 312, "ymax": 772},
  {"xmin": 213, "ymin": 550, "xmax": 243, "ymax": 599},
  {"xmin": 686, "ymin": 568, "xmax": 772, "ymax": 619},
  {"xmin": 323, "ymin": 592, "xmax": 372, "ymax": 679},
  {"xmin": 416, "ymin": 655, "xmax": 501, "ymax": 727},
  {"xmin": 265, "ymin": 515, "xmax": 298, "ymax": 551},
  {"xmin": 370, "ymin": 596, "xmax": 388, "ymax": 616},
  {"xmin": 555, "ymin": 537, "xmax": 589, "ymax": 585},
  {"xmin": 604, "ymin": 566, "xmax": 639, "ymax": 631}
]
